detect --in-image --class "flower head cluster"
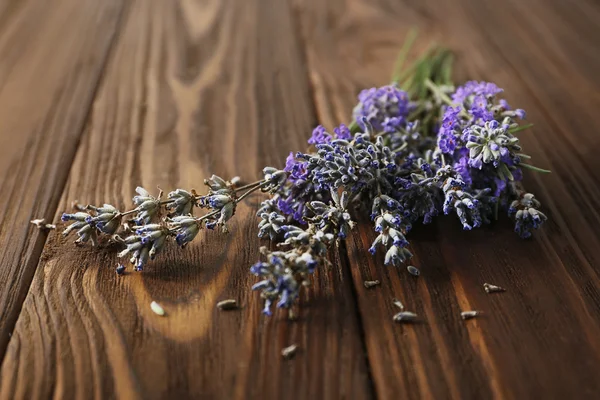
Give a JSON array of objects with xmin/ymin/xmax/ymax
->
[
  {"xmin": 433, "ymin": 80, "xmax": 546, "ymax": 235},
  {"xmin": 353, "ymin": 85, "xmax": 411, "ymax": 132},
  {"xmin": 61, "ymin": 212, "xmax": 98, "ymax": 245},
  {"xmin": 251, "ymin": 188, "xmax": 353, "ymax": 316},
  {"xmin": 508, "ymin": 191, "xmax": 547, "ymax": 238}
]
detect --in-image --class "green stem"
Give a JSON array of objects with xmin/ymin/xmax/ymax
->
[
  {"xmin": 233, "ymin": 180, "xmax": 265, "ymax": 193},
  {"xmin": 391, "ymin": 28, "xmax": 418, "ymax": 84},
  {"xmin": 235, "ymin": 180, "xmax": 270, "ymax": 203},
  {"xmin": 516, "ymin": 153, "xmax": 532, "ymax": 159},
  {"xmin": 424, "ymin": 78, "xmax": 455, "ymax": 106},
  {"xmin": 396, "ymin": 43, "xmax": 437, "ymax": 86}
]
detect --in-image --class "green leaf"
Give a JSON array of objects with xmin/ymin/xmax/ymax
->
[
  {"xmin": 509, "ymin": 123, "xmax": 534, "ymax": 134},
  {"xmin": 520, "ymin": 163, "xmax": 551, "ymax": 173},
  {"xmin": 516, "ymin": 153, "xmax": 532, "ymax": 159}
]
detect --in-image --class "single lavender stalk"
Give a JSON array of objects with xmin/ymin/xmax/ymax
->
[{"xmin": 62, "ymin": 168, "xmax": 288, "ymax": 272}]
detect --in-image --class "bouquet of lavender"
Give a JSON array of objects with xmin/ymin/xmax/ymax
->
[{"xmin": 61, "ymin": 33, "xmax": 548, "ymax": 317}]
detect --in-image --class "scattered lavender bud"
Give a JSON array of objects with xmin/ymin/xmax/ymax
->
[
  {"xmin": 461, "ymin": 311, "xmax": 481, "ymax": 320},
  {"xmin": 150, "ymin": 301, "xmax": 165, "ymax": 316},
  {"xmin": 30, "ymin": 218, "xmax": 45, "ymax": 228},
  {"xmin": 364, "ymin": 280, "xmax": 381, "ymax": 289},
  {"xmin": 483, "ymin": 283, "xmax": 506, "ymax": 293},
  {"xmin": 116, "ymin": 264, "xmax": 126, "ymax": 275},
  {"xmin": 30, "ymin": 219, "xmax": 57, "ymax": 231},
  {"xmin": 393, "ymin": 311, "xmax": 418, "ymax": 323},
  {"xmin": 392, "ymin": 298, "xmax": 405, "ymax": 310},
  {"xmin": 281, "ymin": 344, "xmax": 298, "ymax": 360},
  {"xmin": 407, "ymin": 265, "xmax": 420, "ymax": 276},
  {"xmin": 216, "ymin": 299, "xmax": 238, "ymax": 310}
]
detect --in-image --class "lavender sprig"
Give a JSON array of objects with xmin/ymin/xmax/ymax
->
[{"xmin": 62, "ymin": 169, "xmax": 287, "ymax": 271}]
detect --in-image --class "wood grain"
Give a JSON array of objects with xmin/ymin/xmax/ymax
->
[
  {"xmin": 294, "ymin": 0, "xmax": 600, "ymax": 398},
  {"xmin": 0, "ymin": 0, "xmax": 372, "ymax": 398},
  {"xmin": 0, "ymin": 0, "xmax": 599, "ymax": 398},
  {"xmin": 0, "ymin": 0, "xmax": 125, "ymax": 358}
]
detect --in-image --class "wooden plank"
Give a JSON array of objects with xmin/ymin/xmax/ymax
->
[
  {"xmin": 0, "ymin": 0, "xmax": 373, "ymax": 398},
  {"xmin": 0, "ymin": 0, "xmax": 125, "ymax": 358},
  {"xmin": 294, "ymin": 0, "xmax": 600, "ymax": 398}
]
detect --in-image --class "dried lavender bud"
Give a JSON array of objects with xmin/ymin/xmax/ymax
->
[
  {"xmin": 262, "ymin": 167, "xmax": 288, "ymax": 192},
  {"xmin": 150, "ymin": 301, "xmax": 165, "ymax": 316},
  {"xmin": 61, "ymin": 212, "xmax": 98, "ymax": 246},
  {"xmin": 461, "ymin": 311, "xmax": 481, "ymax": 320},
  {"xmin": 257, "ymin": 203, "xmax": 286, "ymax": 241},
  {"xmin": 407, "ymin": 265, "xmax": 420, "ymax": 276},
  {"xmin": 132, "ymin": 187, "xmax": 162, "ymax": 224},
  {"xmin": 86, "ymin": 204, "xmax": 121, "ymax": 234},
  {"xmin": 393, "ymin": 311, "xmax": 418, "ymax": 322},
  {"xmin": 281, "ymin": 344, "xmax": 298, "ymax": 359},
  {"xmin": 169, "ymin": 215, "xmax": 201, "ymax": 247},
  {"xmin": 119, "ymin": 224, "xmax": 169, "ymax": 271},
  {"xmin": 166, "ymin": 189, "xmax": 195, "ymax": 216},
  {"xmin": 483, "ymin": 283, "xmax": 506, "ymax": 293},
  {"xmin": 392, "ymin": 298, "xmax": 405, "ymax": 310},
  {"xmin": 31, "ymin": 219, "xmax": 56, "ymax": 231},
  {"xmin": 442, "ymin": 177, "xmax": 493, "ymax": 230},
  {"xmin": 364, "ymin": 280, "xmax": 380, "ymax": 289},
  {"xmin": 508, "ymin": 191, "xmax": 547, "ymax": 238},
  {"xmin": 204, "ymin": 175, "xmax": 229, "ymax": 191},
  {"xmin": 30, "ymin": 218, "xmax": 45, "ymax": 228},
  {"xmin": 116, "ymin": 264, "xmax": 126, "ymax": 275},
  {"xmin": 216, "ymin": 299, "xmax": 238, "ymax": 310}
]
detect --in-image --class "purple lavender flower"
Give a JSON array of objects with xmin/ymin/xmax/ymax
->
[
  {"xmin": 452, "ymin": 81, "xmax": 503, "ymax": 104},
  {"xmin": 333, "ymin": 124, "xmax": 352, "ymax": 140},
  {"xmin": 308, "ymin": 125, "xmax": 332, "ymax": 145},
  {"xmin": 353, "ymin": 85, "xmax": 410, "ymax": 132}
]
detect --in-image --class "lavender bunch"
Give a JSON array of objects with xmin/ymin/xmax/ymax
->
[{"xmin": 58, "ymin": 32, "xmax": 549, "ymax": 319}]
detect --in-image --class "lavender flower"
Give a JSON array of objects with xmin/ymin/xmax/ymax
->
[
  {"xmin": 169, "ymin": 216, "xmax": 201, "ymax": 247},
  {"xmin": 86, "ymin": 204, "xmax": 121, "ymax": 234},
  {"xmin": 353, "ymin": 85, "xmax": 411, "ymax": 132},
  {"xmin": 61, "ymin": 212, "xmax": 98, "ymax": 245},
  {"xmin": 508, "ymin": 192, "xmax": 547, "ymax": 238},
  {"xmin": 257, "ymin": 199, "xmax": 286, "ymax": 240},
  {"xmin": 308, "ymin": 125, "xmax": 332, "ymax": 145},
  {"xmin": 133, "ymin": 187, "xmax": 162, "ymax": 224},
  {"xmin": 464, "ymin": 120, "xmax": 521, "ymax": 170},
  {"xmin": 252, "ymin": 189, "xmax": 354, "ymax": 315},
  {"xmin": 166, "ymin": 189, "xmax": 196, "ymax": 216},
  {"xmin": 119, "ymin": 224, "xmax": 169, "ymax": 271}
]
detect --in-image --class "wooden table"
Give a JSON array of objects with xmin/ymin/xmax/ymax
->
[{"xmin": 0, "ymin": 0, "xmax": 599, "ymax": 398}]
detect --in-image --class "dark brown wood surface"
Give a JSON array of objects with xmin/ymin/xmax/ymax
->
[{"xmin": 0, "ymin": 0, "xmax": 599, "ymax": 398}]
